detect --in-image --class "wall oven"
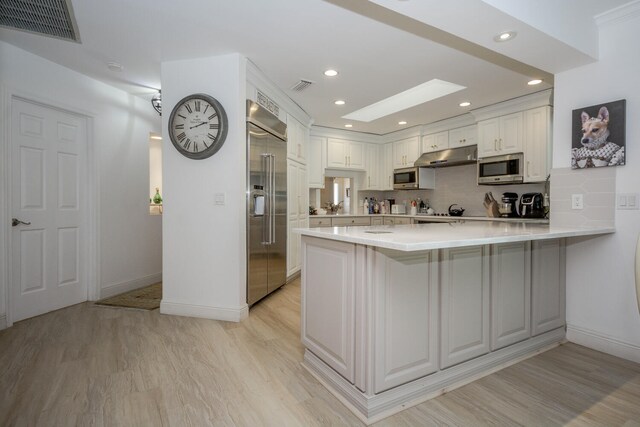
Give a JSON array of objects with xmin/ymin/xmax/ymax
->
[{"xmin": 477, "ymin": 153, "xmax": 524, "ymax": 185}]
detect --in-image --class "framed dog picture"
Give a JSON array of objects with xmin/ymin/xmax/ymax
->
[{"xmin": 571, "ymin": 99, "xmax": 626, "ymax": 169}]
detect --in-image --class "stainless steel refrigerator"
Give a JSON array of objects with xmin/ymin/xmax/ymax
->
[{"xmin": 246, "ymin": 100, "xmax": 287, "ymax": 305}]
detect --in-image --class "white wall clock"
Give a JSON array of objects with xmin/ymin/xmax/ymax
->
[{"xmin": 168, "ymin": 93, "xmax": 228, "ymax": 159}]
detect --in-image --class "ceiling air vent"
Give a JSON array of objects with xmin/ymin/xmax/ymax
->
[
  {"xmin": 290, "ymin": 79, "xmax": 314, "ymax": 92},
  {"xmin": 0, "ymin": 0, "xmax": 81, "ymax": 43}
]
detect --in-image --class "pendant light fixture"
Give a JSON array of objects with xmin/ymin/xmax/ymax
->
[{"xmin": 151, "ymin": 91, "xmax": 162, "ymax": 116}]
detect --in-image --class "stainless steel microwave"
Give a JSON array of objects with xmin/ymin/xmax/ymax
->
[
  {"xmin": 477, "ymin": 153, "xmax": 524, "ymax": 185},
  {"xmin": 393, "ymin": 167, "xmax": 435, "ymax": 190}
]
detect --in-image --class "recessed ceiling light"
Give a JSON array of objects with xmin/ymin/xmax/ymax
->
[
  {"xmin": 334, "ymin": 100, "xmax": 345, "ymax": 105},
  {"xmin": 398, "ymin": 121, "xmax": 407, "ymax": 125},
  {"xmin": 528, "ymin": 79, "xmax": 543, "ymax": 85},
  {"xmin": 342, "ymin": 79, "xmax": 466, "ymax": 122},
  {"xmin": 459, "ymin": 101, "xmax": 471, "ymax": 107},
  {"xmin": 344, "ymin": 124, "xmax": 353, "ymax": 128},
  {"xmin": 494, "ymin": 31, "xmax": 517, "ymax": 42},
  {"xmin": 107, "ymin": 61, "xmax": 124, "ymax": 72},
  {"xmin": 324, "ymin": 69, "xmax": 338, "ymax": 77}
]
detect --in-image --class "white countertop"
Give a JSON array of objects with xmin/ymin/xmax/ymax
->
[{"xmin": 296, "ymin": 222, "xmax": 614, "ymax": 252}]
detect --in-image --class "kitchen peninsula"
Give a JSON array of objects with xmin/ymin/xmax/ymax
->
[{"xmin": 297, "ymin": 222, "xmax": 614, "ymax": 424}]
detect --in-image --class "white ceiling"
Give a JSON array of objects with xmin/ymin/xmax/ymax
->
[{"xmin": 0, "ymin": 0, "xmax": 631, "ymax": 134}]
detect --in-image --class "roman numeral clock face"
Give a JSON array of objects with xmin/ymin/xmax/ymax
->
[{"xmin": 168, "ymin": 94, "xmax": 228, "ymax": 159}]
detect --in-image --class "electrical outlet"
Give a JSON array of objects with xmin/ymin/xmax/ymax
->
[
  {"xmin": 571, "ymin": 194, "xmax": 584, "ymax": 210},
  {"xmin": 214, "ymin": 193, "xmax": 225, "ymax": 206},
  {"xmin": 617, "ymin": 193, "xmax": 639, "ymax": 210}
]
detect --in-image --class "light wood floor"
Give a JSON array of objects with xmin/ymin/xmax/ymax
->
[{"xmin": 1, "ymin": 279, "xmax": 639, "ymax": 427}]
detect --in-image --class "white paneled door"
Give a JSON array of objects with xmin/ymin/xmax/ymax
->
[{"xmin": 10, "ymin": 98, "xmax": 88, "ymax": 322}]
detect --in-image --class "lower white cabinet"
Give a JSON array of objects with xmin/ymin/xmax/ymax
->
[
  {"xmin": 373, "ymin": 249, "xmax": 439, "ymax": 393},
  {"xmin": 490, "ymin": 242, "xmax": 531, "ymax": 350},
  {"xmin": 531, "ymin": 239, "xmax": 566, "ymax": 336},
  {"xmin": 440, "ymin": 246, "xmax": 490, "ymax": 369},
  {"xmin": 383, "ymin": 217, "xmax": 411, "ymax": 225},
  {"xmin": 301, "ymin": 238, "xmax": 356, "ymax": 383},
  {"xmin": 371, "ymin": 217, "xmax": 384, "ymax": 226}
]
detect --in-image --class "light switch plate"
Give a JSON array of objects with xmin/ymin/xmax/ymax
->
[
  {"xmin": 571, "ymin": 193, "xmax": 584, "ymax": 210},
  {"xmin": 617, "ymin": 193, "xmax": 639, "ymax": 210},
  {"xmin": 214, "ymin": 193, "xmax": 225, "ymax": 206}
]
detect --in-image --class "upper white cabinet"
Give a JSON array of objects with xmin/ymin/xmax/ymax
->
[
  {"xmin": 421, "ymin": 131, "xmax": 449, "ymax": 153},
  {"xmin": 448, "ymin": 125, "xmax": 476, "ymax": 148},
  {"xmin": 477, "ymin": 112, "xmax": 523, "ymax": 158},
  {"xmin": 392, "ymin": 136, "xmax": 420, "ymax": 168},
  {"xmin": 363, "ymin": 143, "xmax": 380, "ymax": 190},
  {"xmin": 287, "ymin": 115, "xmax": 307, "ymax": 164},
  {"xmin": 308, "ymin": 136, "xmax": 326, "ymax": 188},
  {"xmin": 327, "ymin": 138, "xmax": 365, "ymax": 170},
  {"xmin": 524, "ymin": 106, "xmax": 552, "ymax": 183},
  {"xmin": 380, "ymin": 143, "xmax": 394, "ymax": 191}
]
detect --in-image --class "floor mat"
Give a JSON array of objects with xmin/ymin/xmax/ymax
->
[{"xmin": 95, "ymin": 283, "xmax": 162, "ymax": 310}]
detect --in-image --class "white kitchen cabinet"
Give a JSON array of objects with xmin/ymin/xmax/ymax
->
[
  {"xmin": 287, "ymin": 115, "xmax": 307, "ymax": 164},
  {"xmin": 490, "ymin": 242, "xmax": 531, "ymax": 351},
  {"xmin": 477, "ymin": 112, "xmax": 523, "ymax": 158},
  {"xmin": 308, "ymin": 136, "xmax": 326, "ymax": 188},
  {"xmin": 301, "ymin": 237, "xmax": 356, "ymax": 384},
  {"xmin": 380, "ymin": 143, "xmax": 394, "ymax": 190},
  {"xmin": 421, "ymin": 131, "xmax": 449, "ymax": 153},
  {"xmin": 373, "ymin": 250, "xmax": 439, "ymax": 393},
  {"xmin": 392, "ymin": 136, "xmax": 420, "ymax": 168},
  {"xmin": 309, "ymin": 217, "xmax": 332, "ymax": 228},
  {"xmin": 531, "ymin": 239, "xmax": 566, "ymax": 336},
  {"xmin": 363, "ymin": 143, "xmax": 380, "ymax": 190},
  {"xmin": 287, "ymin": 161, "xmax": 308, "ymax": 276},
  {"xmin": 332, "ymin": 217, "xmax": 371, "ymax": 226},
  {"xmin": 383, "ymin": 217, "xmax": 411, "ymax": 225},
  {"xmin": 371, "ymin": 216, "xmax": 384, "ymax": 226},
  {"xmin": 524, "ymin": 106, "xmax": 552, "ymax": 183},
  {"xmin": 327, "ymin": 138, "xmax": 365, "ymax": 170},
  {"xmin": 448, "ymin": 125, "xmax": 476, "ymax": 148},
  {"xmin": 440, "ymin": 246, "xmax": 490, "ymax": 369}
]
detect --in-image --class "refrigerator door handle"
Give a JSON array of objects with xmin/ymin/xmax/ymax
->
[
  {"xmin": 261, "ymin": 153, "xmax": 271, "ymax": 245},
  {"xmin": 270, "ymin": 154, "xmax": 276, "ymax": 244}
]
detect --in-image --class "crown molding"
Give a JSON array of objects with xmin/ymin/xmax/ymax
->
[
  {"xmin": 421, "ymin": 113, "xmax": 476, "ymax": 135},
  {"xmin": 595, "ymin": 0, "xmax": 640, "ymax": 28},
  {"xmin": 471, "ymin": 89, "xmax": 553, "ymax": 122},
  {"xmin": 310, "ymin": 126, "xmax": 383, "ymax": 144},
  {"xmin": 246, "ymin": 59, "xmax": 313, "ymax": 127}
]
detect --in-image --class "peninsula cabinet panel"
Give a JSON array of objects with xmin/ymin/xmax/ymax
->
[
  {"xmin": 531, "ymin": 239, "xmax": 566, "ymax": 336},
  {"xmin": 490, "ymin": 242, "xmax": 531, "ymax": 351},
  {"xmin": 440, "ymin": 246, "xmax": 490, "ymax": 369},
  {"xmin": 373, "ymin": 249, "xmax": 439, "ymax": 393},
  {"xmin": 301, "ymin": 238, "xmax": 356, "ymax": 383}
]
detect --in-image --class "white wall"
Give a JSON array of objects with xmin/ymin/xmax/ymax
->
[
  {"xmin": 0, "ymin": 41, "xmax": 162, "ymax": 323},
  {"xmin": 160, "ymin": 54, "xmax": 248, "ymax": 322},
  {"xmin": 552, "ymin": 14, "xmax": 640, "ymax": 361}
]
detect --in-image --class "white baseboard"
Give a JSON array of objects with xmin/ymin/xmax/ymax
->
[
  {"xmin": 160, "ymin": 300, "xmax": 249, "ymax": 323},
  {"xmin": 99, "ymin": 272, "xmax": 162, "ymax": 299},
  {"xmin": 567, "ymin": 324, "xmax": 640, "ymax": 364},
  {"xmin": 0, "ymin": 314, "xmax": 6, "ymax": 331}
]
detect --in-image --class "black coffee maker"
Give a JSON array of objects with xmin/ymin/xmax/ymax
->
[
  {"xmin": 501, "ymin": 192, "xmax": 519, "ymax": 218},
  {"xmin": 519, "ymin": 193, "xmax": 545, "ymax": 218}
]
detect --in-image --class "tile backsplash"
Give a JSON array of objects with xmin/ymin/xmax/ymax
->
[
  {"xmin": 358, "ymin": 163, "xmax": 545, "ymax": 216},
  {"xmin": 549, "ymin": 167, "xmax": 615, "ymax": 227}
]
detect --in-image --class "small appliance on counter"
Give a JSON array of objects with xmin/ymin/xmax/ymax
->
[
  {"xmin": 448, "ymin": 204, "xmax": 465, "ymax": 216},
  {"xmin": 500, "ymin": 192, "xmax": 520, "ymax": 218},
  {"xmin": 519, "ymin": 192, "xmax": 545, "ymax": 218}
]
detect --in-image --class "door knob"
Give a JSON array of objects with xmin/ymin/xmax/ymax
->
[{"xmin": 12, "ymin": 218, "xmax": 31, "ymax": 227}]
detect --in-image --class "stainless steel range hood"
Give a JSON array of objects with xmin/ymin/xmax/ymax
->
[{"xmin": 414, "ymin": 145, "xmax": 477, "ymax": 168}]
